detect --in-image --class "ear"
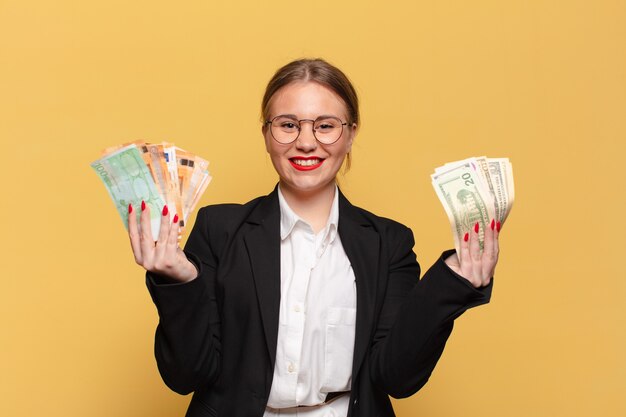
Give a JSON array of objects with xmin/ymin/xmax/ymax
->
[
  {"xmin": 345, "ymin": 123, "xmax": 357, "ymax": 152},
  {"xmin": 262, "ymin": 124, "xmax": 272, "ymax": 153}
]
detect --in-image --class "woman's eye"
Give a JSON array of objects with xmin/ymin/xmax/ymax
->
[
  {"xmin": 317, "ymin": 123, "xmax": 335, "ymax": 130},
  {"xmin": 281, "ymin": 122, "xmax": 297, "ymax": 129}
]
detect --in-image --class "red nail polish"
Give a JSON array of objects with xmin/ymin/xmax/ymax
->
[
  {"xmin": 173, "ymin": 214, "xmax": 179, "ymax": 224},
  {"xmin": 162, "ymin": 205, "xmax": 168, "ymax": 216},
  {"xmin": 141, "ymin": 201, "xmax": 146, "ymax": 211},
  {"xmin": 128, "ymin": 203, "xmax": 133, "ymax": 214},
  {"xmin": 474, "ymin": 222, "xmax": 479, "ymax": 233},
  {"xmin": 496, "ymin": 221, "xmax": 501, "ymax": 232},
  {"xmin": 491, "ymin": 219, "xmax": 495, "ymax": 230},
  {"xmin": 464, "ymin": 232, "xmax": 469, "ymax": 242}
]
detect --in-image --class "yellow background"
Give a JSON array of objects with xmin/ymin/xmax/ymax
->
[{"xmin": 1, "ymin": 0, "xmax": 624, "ymax": 416}]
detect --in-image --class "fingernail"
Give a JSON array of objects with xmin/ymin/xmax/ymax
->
[
  {"xmin": 496, "ymin": 221, "xmax": 501, "ymax": 232},
  {"xmin": 464, "ymin": 232, "xmax": 469, "ymax": 242},
  {"xmin": 474, "ymin": 222, "xmax": 480, "ymax": 233},
  {"xmin": 490, "ymin": 219, "xmax": 495, "ymax": 230},
  {"xmin": 162, "ymin": 205, "xmax": 168, "ymax": 216},
  {"xmin": 173, "ymin": 214, "xmax": 179, "ymax": 224},
  {"xmin": 141, "ymin": 201, "xmax": 146, "ymax": 211},
  {"xmin": 128, "ymin": 203, "xmax": 133, "ymax": 214}
]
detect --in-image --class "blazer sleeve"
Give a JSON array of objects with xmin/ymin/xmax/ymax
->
[
  {"xmin": 369, "ymin": 225, "xmax": 492, "ymax": 398},
  {"xmin": 145, "ymin": 207, "xmax": 222, "ymax": 395}
]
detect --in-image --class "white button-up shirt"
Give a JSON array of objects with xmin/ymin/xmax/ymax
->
[{"xmin": 264, "ymin": 186, "xmax": 357, "ymax": 416}]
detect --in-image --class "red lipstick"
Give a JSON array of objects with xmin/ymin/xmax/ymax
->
[{"xmin": 289, "ymin": 156, "xmax": 324, "ymax": 171}]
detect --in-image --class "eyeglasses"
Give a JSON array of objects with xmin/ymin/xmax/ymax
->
[{"xmin": 265, "ymin": 115, "xmax": 348, "ymax": 145}]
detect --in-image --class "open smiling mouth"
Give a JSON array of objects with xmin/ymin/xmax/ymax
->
[{"xmin": 289, "ymin": 157, "xmax": 325, "ymax": 171}]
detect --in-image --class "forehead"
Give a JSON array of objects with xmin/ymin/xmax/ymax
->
[{"xmin": 268, "ymin": 81, "xmax": 348, "ymax": 118}]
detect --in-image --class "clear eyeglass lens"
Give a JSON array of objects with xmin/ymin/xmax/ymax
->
[
  {"xmin": 271, "ymin": 116, "xmax": 299, "ymax": 143},
  {"xmin": 314, "ymin": 117, "xmax": 342, "ymax": 144}
]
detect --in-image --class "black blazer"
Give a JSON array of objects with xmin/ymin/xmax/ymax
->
[{"xmin": 146, "ymin": 187, "xmax": 492, "ymax": 417}]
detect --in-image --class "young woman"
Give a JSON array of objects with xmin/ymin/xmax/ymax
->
[{"xmin": 128, "ymin": 59, "xmax": 499, "ymax": 417}]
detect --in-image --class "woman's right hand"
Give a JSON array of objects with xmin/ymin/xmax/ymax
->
[{"xmin": 128, "ymin": 201, "xmax": 198, "ymax": 283}]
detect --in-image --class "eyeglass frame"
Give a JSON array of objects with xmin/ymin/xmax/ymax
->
[{"xmin": 264, "ymin": 115, "xmax": 350, "ymax": 145}]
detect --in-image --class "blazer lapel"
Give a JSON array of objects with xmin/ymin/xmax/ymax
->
[
  {"xmin": 243, "ymin": 188, "xmax": 282, "ymax": 368},
  {"xmin": 338, "ymin": 190, "xmax": 380, "ymax": 382}
]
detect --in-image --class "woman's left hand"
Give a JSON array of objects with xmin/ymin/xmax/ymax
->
[{"xmin": 444, "ymin": 219, "xmax": 501, "ymax": 288}]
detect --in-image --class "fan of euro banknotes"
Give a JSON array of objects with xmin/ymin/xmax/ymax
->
[
  {"xmin": 431, "ymin": 156, "xmax": 514, "ymax": 256},
  {"xmin": 91, "ymin": 141, "xmax": 212, "ymax": 239}
]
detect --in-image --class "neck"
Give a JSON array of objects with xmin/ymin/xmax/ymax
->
[{"xmin": 279, "ymin": 180, "xmax": 336, "ymax": 233}]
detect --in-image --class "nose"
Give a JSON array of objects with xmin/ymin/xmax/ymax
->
[{"xmin": 295, "ymin": 120, "xmax": 318, "ymax": 152}]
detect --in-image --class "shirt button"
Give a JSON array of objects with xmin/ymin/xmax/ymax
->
[
  {"xmin": 294, "ymin": 305, "xmax": 301, "ymax": 313},
  {"xmin": 288, "ymin": 363, "xmax": 295, "ymax": 373}
]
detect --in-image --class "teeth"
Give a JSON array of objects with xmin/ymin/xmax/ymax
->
[{"xmin": 292, "ymin": 159, "xmax": 320, "ymax": 166}]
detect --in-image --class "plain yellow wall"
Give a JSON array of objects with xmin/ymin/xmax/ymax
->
[{"xmin": 1, "ymin": 0, "xmax": 624, "ymax": 416}]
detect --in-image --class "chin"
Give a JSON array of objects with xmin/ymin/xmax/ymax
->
[{"xmin": 282, "ymin": 175, "xmax": 335, "ymax": 194}]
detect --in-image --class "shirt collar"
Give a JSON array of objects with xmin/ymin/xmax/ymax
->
[{"xmin": 278, "ymin": 185, "xmax": 339, "ymax": 243}]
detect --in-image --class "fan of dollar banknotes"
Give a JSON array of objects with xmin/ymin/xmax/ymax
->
[
  {"xmin": 91, "ymin": 141, "xmax": 212, "ymax": 239},
  {"xmin": 431, "ymin": 156, "xmax": 514, "ymax": 256}
]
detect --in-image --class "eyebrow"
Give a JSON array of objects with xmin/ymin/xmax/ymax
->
[{"xmin": 274, "ymin": 114, "xmax": 341, "ymax": 120}]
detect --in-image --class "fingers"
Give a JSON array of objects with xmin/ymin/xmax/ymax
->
[
  {"xmin": 154, "ymin": 206, "xmax": 181, "ymax": 263},
  {"xmin": 459, "ymin": 229, "xmax": 473, "ymax": 279},
  {"xmin": 128, "ymin": 201, "xmax": 189, "ymax": 281},
  {"xmin": 492, "ymin": 220, "xmax": 500, "ymax": 271},
  {"xmin": 154, "ymin": 204, "xmax": 171, "ymax": 261},
  {"xmin": 168, "ymin": 213, "xmax": 181, "ymax": 249},
  {"xmin": 481, "ymin": 219, "xmax": 496, "ymax": 281},
  {"xmin": 455, "ymin": 218, "xmax": 503, "ymax": 287},
  {"xmin": 494, "ymin": 221, "xmax": 500, "ymax": 260},
  {"xmin": 470, "ymin": 222, "xmax": 481, "ymax": 262},
  {"xmin": 458, "ymin": 221, "xmax": 488, "ymax": 287},
  {"xmin": 128, "ymin": 203, "xmax": 142, "ymax": 264},
  {"xmin": 157, "ymin": 205, "xmax": 170, "ymax": 243},
  {"xmin": 153, "ymin": 205, "xmax": 184, "ymax": 274},
  {"xmin": 139, "ymin": 200, "xmax": 155, "ymax": 267},
  {"xmin": 469, "ymin": 222, "xmax": 483, "ymax": 286}
]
